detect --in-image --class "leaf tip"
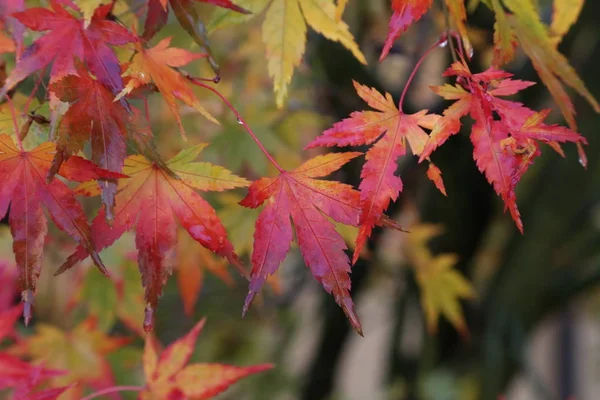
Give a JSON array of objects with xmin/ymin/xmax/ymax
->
[
  {"xmin": 341, "ymin": 299, "xmax": 362, "ymax": 336},
  {"xmin": 21, "ymin": 290, "xmax": 34, "ymax": 326},
  {"xmin": 242, "ymin": 291, "xmax": 256, "ymax": 317},
  {"xmin": 143, "ymin": 304, "xmax": 155, "ymax": 333}
]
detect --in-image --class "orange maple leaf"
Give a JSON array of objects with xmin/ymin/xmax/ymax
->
[
  {"xmin": 116, "ymin": 37, "xmax": 217, "ymax": 139},
  {"xmin": 9, "ymin": 318, "xmax": 128, "ymax": 400},
  {"xmin": 140, "ymin": 319, "xmax": 272, "ymax": 399}
]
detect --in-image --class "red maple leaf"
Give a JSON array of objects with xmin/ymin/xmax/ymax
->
[
  {"xmin": 58, "ymin": 144, "xmax": 249, "ymax": 331},
  {"xmin": 419, "ymin": 61, "xmax": 587, "ymax": 231},
  {"xmin": 240, "ymin": 152, "xmax": 366, "ymax": 333},
  {"xmin": 49, "ymin": 67, "xmax": 131, "ymax": 222},
  {"xmin": 306, "ymin": 81, "xmax": 443, "ymax": 264},
  {"xmin": 380, "ymin": 0, "xmax": 433, "ymax": 61},
  {"xmin": 0, "ymin": 136, "xmax": 123, "ymax": 322},
  {"xmin": 0, "ymin": 0, "xmax": 137, "ymax": 97}
]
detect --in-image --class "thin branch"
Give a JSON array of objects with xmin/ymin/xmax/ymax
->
[
  {"xmin": 399, "ymin": 35, "xmax": 448, "ymax": 112},
  {"xmin": 185, "ymin": 75, "xmax": 284, "ymax": 172}
]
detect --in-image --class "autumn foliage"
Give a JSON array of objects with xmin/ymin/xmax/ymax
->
[{"xmin": 0, "ymin": 0, "xmax": 597, "ymax": 397}]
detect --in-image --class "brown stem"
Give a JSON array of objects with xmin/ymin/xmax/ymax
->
[{"xmin": 186, "ymin": 75, "xmax": 285, "ymax": 172}]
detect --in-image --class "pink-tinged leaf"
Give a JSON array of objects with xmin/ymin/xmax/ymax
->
[
  {"xmin": 308, "ymin": 81, "xmax": 439, "ymax": 263},
  {"xmin": 380, "ymin": 0, "xmax": 434, "ymax": 61},
  {"xmin": 241, "ymin": 152, "xmax": 364, "ymax": 334},
  {"xmin": 423, "ymin": 60, "xmax": 587, "ymax": 231},
  {"xmin": 60, "ymin": 146, "xmax": 248, "ymax": 331}
]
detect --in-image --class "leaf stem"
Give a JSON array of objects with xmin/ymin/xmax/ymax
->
[
  {"xmin": 81, "ymin": 386, "xmax": 144, "ymax": 400},
  {"xmin": 186, "ymin": 76, "xmax": 284, "ymax": 172},
  {"xmin": 398, "ymin": 35, "xmax": 449, "ymax": 112}
]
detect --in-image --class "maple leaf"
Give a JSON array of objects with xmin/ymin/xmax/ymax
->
[
  {"xmin": 263, "ymin": 0, "xmax": 366, "ymax": 107},
  {"xmin": 240, "ymin": 152, "xmax": 367, "ymax": 333},
  {"xmin": 177, "ymin": 231, "xmax": 234, "ymax": 316},
  {"xmin": 0, "ymin": 135, "xmax": 123, "ymax": 322},
  {"xmin": 116, "ymin": 37, "xmax": 218, "ymax": 139},
  {"xmin": 140, "ymin": 318, "xmax": 272, "ymax": 399},
  {"xmin": 487, "ymin": 0, "xmax": 518, "ymax": 66},
  {"xmin": 207, "ymin": 0, "xmax": 366, "ymax": 105},
  {"xmin": 406, "ymin": 224, "xmax": 475, "ymax": 335},
  {"xmin": 0, "ymin": 1, "xmax": 137, "ymax": 98},
  {"xmin": 10, "ymin": 318, "xmax": 128, "ymax": 400},
  {"xmin": 549, "ymin": 0, "xmax": 585, "ymax": 46},
  {"xmin": 49, "ymin": 67, "xmax": 130, "ymax": 223},
  {"xmin": 419, "ymin": 61, "xmax": 587, "ymax": 231},
  {"xmin": 306, "ymin": 81, "xmax": 443, "ymax": 264},
  {"xmin": 59, "ymin": 144, "xmax": 249, "ymax": 331},
  {"xmin": 444, "ymin": 0, "xmax": 472, "ymax": 58},
  {"xmin": 380, "ymin": 0, "xmax": 433, "ymax": 61}
]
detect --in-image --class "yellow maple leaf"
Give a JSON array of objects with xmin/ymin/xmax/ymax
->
[
  {"xmin": 265, "ymin": 0, "xmax": 366, "ymax": 107},
  {"xmin": 209, "ymin": 0, "xmax": 366, "ymax": 107},
  {"xmin": 335, "ymin": 0, "xmax": 348, "ymax": 21},
  {"xmin": 406, "ymin": 224, "xmax": 475, "ymax": 336},
  {"xmin": 549, "ymin": 0, "xmax": 585, "ymax": 46},
  {"xmin": 487, "ymin": 0, "xmax": 517, "ymax": 66},
  {"xmin": 444, "ymin": 0, "xmax": 473, "ymax": 58},
  {"xmin": 486, "ymin": 0, "xmax": 599, "ymax": 133}
]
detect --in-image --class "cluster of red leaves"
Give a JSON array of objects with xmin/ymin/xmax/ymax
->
[
  {"xmin": 0, "ymin": 0, "xmax": 594, "ymax": 340},
  {"xmin": 0, "ymin": 0, "xmax": 252, "ymax": 328},
  {"xmin": 419, "ymin": 61, "xmax": 586, "ymax": 231},
  {"xmin": 307, "ymin": 59, "xmax": 585, "ymax": 253}
]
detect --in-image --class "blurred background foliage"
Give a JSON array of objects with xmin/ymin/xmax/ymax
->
[{"xmin": 1, "ymin": 0, "xmax": 600, "ymax": 399}]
